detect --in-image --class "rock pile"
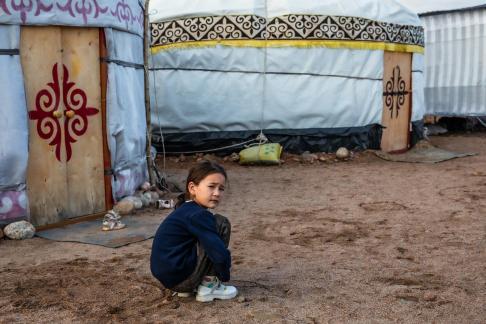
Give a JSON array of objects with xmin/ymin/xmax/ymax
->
[{"xmin": 112, "ymin": 182, "xmax": 166, "ymax": 215}]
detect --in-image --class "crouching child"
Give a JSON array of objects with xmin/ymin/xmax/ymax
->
[{"xmin": 150, "ymin": 161, "xmax": 237, "ymax": 302}]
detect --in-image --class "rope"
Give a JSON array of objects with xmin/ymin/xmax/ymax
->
[
  {"xmin": 158, "ymin": 137, "xmax": 263, "ymax": 155},
  {"xmin": 148, "ymin": 11, "xmax": 171, "ymax": 192},
  {"xmin": 476, "ymin": 117, "xmax": 486, "ymax": 128},
  {"xmin": 258, "ymin": 0, "xmax": 269, "ymax": 142}
]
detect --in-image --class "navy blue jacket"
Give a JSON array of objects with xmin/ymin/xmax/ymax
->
[{"xmin": 150, "ymin": 201, "xmax": 231, "ymax": 288}]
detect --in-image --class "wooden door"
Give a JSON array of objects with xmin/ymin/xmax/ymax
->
[
  {"xmin": 21, "ymin": 27, "xmax": 106, "ymax": 226},
  {"xmin": 381, "ymin": 52, "xmax": 412, "ymax": 153}
]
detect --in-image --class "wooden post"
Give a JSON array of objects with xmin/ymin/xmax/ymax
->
[
  {"xmin": 144, "ymin": 0, "xmax": 156, "ymax": 186},
  {"xmin": 99, "ymin": 29, "xmax": 114, "ymax": 210}
]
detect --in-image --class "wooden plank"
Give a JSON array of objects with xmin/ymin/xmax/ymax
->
[
  {"xmin": 381, "ymin": 51, "xmax": 412, "ymax": 153},
  {"xmin": 35, "ymin": 211, "xmax": 105, "ymax": 231},
  {"xmin": 20, "ymin": 27, "xmax": 69, "ymax": 226},
  {"xmin": 61, "ymin": 27, "xmax": 106, "ymax": 218}
]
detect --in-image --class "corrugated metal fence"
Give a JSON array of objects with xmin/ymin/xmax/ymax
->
[{"xmin": 422, "ymin": 8, "xmax": 486, "ymax": 116}]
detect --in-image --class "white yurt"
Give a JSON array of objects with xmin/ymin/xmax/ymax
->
[
  {"xmin": 0, "ymin": 0, "xmax": 147, "ymax": 227},
  {"xmin": 148, "ymin": 0, "xmax": 426, "ymax": 154},
  {"xmin": 414, "ymin": 3, "xmax": 486, "ymax": 116}
]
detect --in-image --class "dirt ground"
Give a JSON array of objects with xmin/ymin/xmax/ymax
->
[{"xmin": 1, "ymin": 133, "xmax": 486, "ymax": 324}]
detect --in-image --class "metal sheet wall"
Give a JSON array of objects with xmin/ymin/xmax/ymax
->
[{"xmin": 423, "ymin": 9, "xmax": 486, "ymax": 116}]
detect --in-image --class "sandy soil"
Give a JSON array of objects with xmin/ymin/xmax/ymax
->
[{"xmin": 1, "ymin": 133, "xmax": 485, "ymax": 324}]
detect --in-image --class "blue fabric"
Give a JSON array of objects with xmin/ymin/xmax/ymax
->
[{"xmin": 150, "ymin": 201, "xmax": 231, "ymax": 288}]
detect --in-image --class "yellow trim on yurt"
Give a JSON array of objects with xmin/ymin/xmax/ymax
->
[{"xmin": 151, "ymin": 39, "xmax": 425, "ymax": 55}]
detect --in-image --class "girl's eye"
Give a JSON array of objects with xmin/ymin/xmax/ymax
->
[{"xmin": 219, "ymin": 188, "xmax": 225, "ymax": 192}]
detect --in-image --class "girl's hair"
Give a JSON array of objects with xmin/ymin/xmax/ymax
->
[{"xmin": 175, "ymin": 160, "xmax": 227, "ymax": 208}]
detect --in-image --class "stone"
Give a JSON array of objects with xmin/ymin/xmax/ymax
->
[
  {"xmin": 203, "ymin": 154, "xmax": 217, "ymax": 161},
  {"xmin": 141, "ymin": 192, "xmax": 153, "ymax": 207},
  {"xmin": 128, "ymin": 196, "xmax": 144, "ymax": 209},
  {"xmin": 230, "ymin": 152, "xmax": 240, "ymax": 162},
  {"xmin": 301, "ymin": 151, "xmax": 318, "ymax": 164},
  {"xmin": 318, "ymin": 154, "xmax": 331, "ymax": 162},
  {"xmin": 237, "ymin": 296, "xmax": 247, "ymax": 303},
  {"xmin": 336, "ymin": 147, "xmax": 350, "ymax": 160},
  {"xmin": 423, "ymin": 291, "xmax": 437, "ymax": 302},
  {"xmin": 113, "ymin": 199, "xmax": 135, "ymax": 215},
  {"xmin": 4, "ymin": 221, "xmax": 35, "ymax": 240},
  {"xmin": 140, "ymin": 182, "xmax": 151, "ymax": 191},
  {"xmin": 148, "ymin": 191, "xmax": 160, "ymax": 203},
  {"xmin": 178, "ymin": 154, "xmax": 186, "ymax": 163},
  {"xmin": 381, "ymin": 285, "xmax": 410, "ymax": 297}
]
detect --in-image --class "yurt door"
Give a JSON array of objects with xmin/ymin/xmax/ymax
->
[
  {"xmin": 20, "ymin": 27, "xmax": 106, "ymax": 226},
  {"xmin": 381, "ymin": 52, "xmax": 412, "ymax": 153}
]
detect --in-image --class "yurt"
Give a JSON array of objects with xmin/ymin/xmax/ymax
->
[
  {"xmin": 149, "ymin": 0, "xmax": 426, "ymax": 154},
  {"xmin": 417, "ymin": 3, "xmax": 486, "ymax": 116},
  {"xmin": 0, "ymin": 0, "xmax": 147, "ymax": 227}
]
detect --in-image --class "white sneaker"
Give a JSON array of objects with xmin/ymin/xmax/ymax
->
[
  {"xmin": 101, "ymin": 210, "xmax": 126, "ymax": 231},
  {"xmin": 196, "ymin": 278, "xmax": 238, "ymax": 302},
  {"xmin": 102, "ymin": 219, "xmax": 126, "ymax": 231}
]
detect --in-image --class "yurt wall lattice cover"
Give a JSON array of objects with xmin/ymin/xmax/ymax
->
[{"xmin": 149, "ymin": 0, "xmax": 426, "ymax": 154}]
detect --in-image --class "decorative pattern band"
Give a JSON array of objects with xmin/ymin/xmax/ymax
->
[{"xmin": 151, "ymin": 14, "xmax": 425, "ymax": 53}]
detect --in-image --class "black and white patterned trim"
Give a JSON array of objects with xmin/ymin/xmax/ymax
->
[{"xmin": 151, "ymin": 14, "xmax": 424, "ymax": 48}]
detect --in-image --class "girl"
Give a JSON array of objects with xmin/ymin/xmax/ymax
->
[{"xmin": 150, "ymin": 160, "xmax": 237, "ymax": 302}]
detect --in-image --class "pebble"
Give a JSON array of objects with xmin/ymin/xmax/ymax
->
[
  {"xmin": 237, "ymin": 296, "xmax": 247, "ymax": 303},
  {"xmin": 423, "ymin": 291, "xmax": 437, "ymax": 302},
  {"xmin": 147, "ymin": 191, "xmax": 160, "ymax": 203},
  {"xmin": 203, "ymin": 154, "xmax": 217, "ymax": 161},
  {"xmin": 3, "ymin": 221, "xmax": 35, "ymax": 240},
  {"xmin": 336, "ymin": 147, "xmax": 350, "ymax": 160},
  {"xmin": 230, "ymin": 153, "xmax": 240, "ymax": 162},
  {"xmin": 113, "ymin": 199, "xmax": 135, "ymax": 215},
  {"xmin": 141, "ymin": 193, "xmax": 152, "ymax": 207},
  {"xmin": 301, "ymin": 151, "xmax": 318, "ymax": 164},
  {"xmin": 140, "ymin": 182, "xmax": 151, "ymax": 191},
  {"xmin": 127, "ymin": 196, "xmax": 143, "ymax": 209}
]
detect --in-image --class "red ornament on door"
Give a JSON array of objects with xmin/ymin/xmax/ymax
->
[{"xmin": 28, "ymin": 63, "xmax": 99, "ymax": 162}]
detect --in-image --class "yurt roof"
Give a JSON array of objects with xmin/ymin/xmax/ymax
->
[
  {"xmin": 0, "ymin": 0, "xmax": 144, "ymax": 36},
  {"xmin": 400, "ymin": 0, "xmax": 486, "ymax": 16},
  {"xmin": 149, "ymin": 0, "xmax": 421, "ymax": 26}
]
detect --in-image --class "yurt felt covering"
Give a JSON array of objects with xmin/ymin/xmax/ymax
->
[{"xmin": 149, "ymin": 0, "xmax": 426, "ymax": 154}]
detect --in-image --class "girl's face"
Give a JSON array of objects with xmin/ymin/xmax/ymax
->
[{"xmin": 188, "ymin": 173, "xmax": 226, "ymax": 209}]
